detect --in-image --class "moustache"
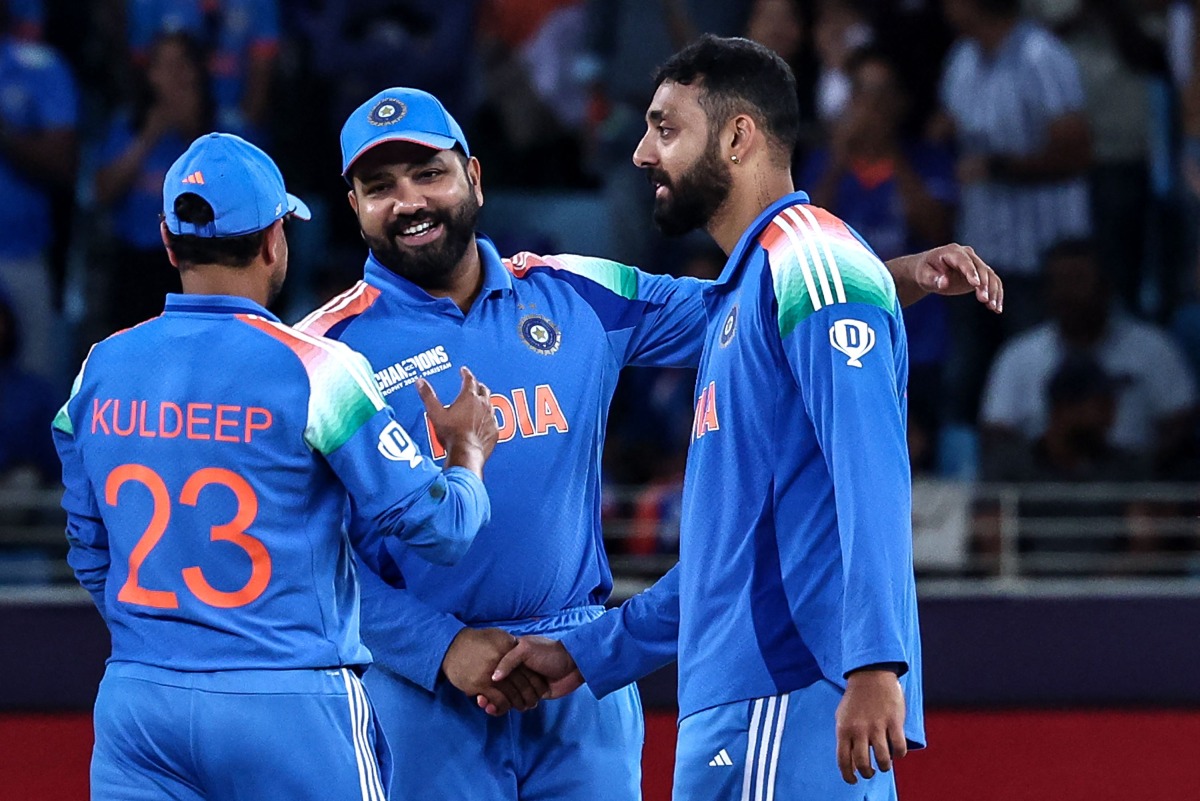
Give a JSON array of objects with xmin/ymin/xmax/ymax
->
[
  {"xmin": 384, "ymin": 213, "xmax": 440, "ymax": 240},
  {"xmin": 647, "ymin": 169, "xmax": 672, "ymax": 190}
]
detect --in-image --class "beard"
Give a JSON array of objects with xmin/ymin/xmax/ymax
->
[
  {"xmin": 363, "ymin": 191, "xmax": 481, "ymax": 290},
  {"xmin": 649, "ymin": 142, "xmax": 733, "ymax": 237}
]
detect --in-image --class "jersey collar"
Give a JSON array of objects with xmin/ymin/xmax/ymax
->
[
  {"xmin": 163, "ymin": 293, "xmax": 280, "ymax": 321},
  {"xmin": 363, "ymin": 233, "xmax": 514, "ymax": 307},
  {"xmin": 714, "ymin": 191, "xmax": 810, "ymax": 287}
]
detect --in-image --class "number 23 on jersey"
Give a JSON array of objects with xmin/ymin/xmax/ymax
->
[{"xmin": 105, "ymin": 464, "xmax": 271, "ymax": 610}]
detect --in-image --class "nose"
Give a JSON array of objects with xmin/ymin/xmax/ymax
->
[
  {"xmin": 390, "ymin": 182, "xmax": 428, "ymax": 215},
  {"xmin": 632, "ymin": 129, "xmax": 657, "ymax": 169}
]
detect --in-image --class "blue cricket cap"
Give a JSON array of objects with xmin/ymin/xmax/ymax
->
[
  {"xmin": 340, "ymin": 88, "xmax": 471, "ymax": 178},
  {"xmin": 163, "ymin": 132, "xmax": 311, "ymax": 237}
]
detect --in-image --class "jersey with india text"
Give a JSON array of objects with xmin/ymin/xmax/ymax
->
[
  {"xmin": 564, "ymin": 193, "xmax": 925, "ymax": 746},
  {"xmin": 296, "ymin": 236, "xmax": 703, "ymax": 689}
]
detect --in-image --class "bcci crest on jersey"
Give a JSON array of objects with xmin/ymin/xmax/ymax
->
[
  {"xmin": 377, "ymin": 421, "xmax": 424, "ymax": 467},
  {"xmin": 829, "ymin": 319, "xmax": 875, "ymax": 367},
  {"xmin": 719, "ymin": 305, "xmax": 738, "ymax": 347},
  {"xmin": 519, "ymin": 314, "xmax": 561, "ymax": 355}
]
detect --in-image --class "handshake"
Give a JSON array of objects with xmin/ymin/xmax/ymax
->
[{"xmin": 439, "ymin": 629, "xmax": 584, "ymax": 716}]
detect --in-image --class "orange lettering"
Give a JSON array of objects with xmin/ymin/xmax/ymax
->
[
  {"xmin": 533, "ymin": 385, "xmax": 568, "ymax": 435},
  {"xmin": 186, "ymin": 403, "xmax": 212, "ymax": 440},
  {"xmin": 215, "ymin": 405, "xmax": 241, "ymax": 443},
  {"xmin": 113, "ymin": 400, "xmax": 137, "ymax": 437},
  {"xmin": 491, "ymin": 394, "xmax": 516, "ymax": 443},
  {"xmin": 511, "ymin": 388, "xmax": 536, "ymax": 437},
  {"xmin": 424, "ymin": 414, "xmax": 447, "ymax": 460},
  {"xmin": 138, "ymin": 400, "xmax": 157, "ymax": 438},
  {"xmin": 92, "ymin": 399, "xmax": 112, "ymax": 434},
  {"xmin": 159, "ymin": 402, "xmax": 183, "ymax": 438},
  {"xmin": 694, "ymin": 382, "xmax": 720, "ymax": 439},
  {"xmin": 244, "ymin": 407, "xmax": 271, "ymax": 442}
]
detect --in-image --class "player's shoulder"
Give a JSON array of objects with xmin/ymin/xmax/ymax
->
[
  {"xmin": 293, "ymin": 281, "xmax": 382, "ymax": 339},
  {"xmin": 504, "ymin": 251, "xmax": 640, "ymax": 300},
  {"xmin": 756, "ymin": 202, "xmax": 896, "ymax": 335}
]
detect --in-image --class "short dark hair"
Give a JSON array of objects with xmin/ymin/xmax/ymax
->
[
  {"xmin": 653, "ymin": 34, "xmax": 800, "ymax": 163},
  {"xmin": 163, "ymin": 193, "xmax": 267, "ymax": 269}
]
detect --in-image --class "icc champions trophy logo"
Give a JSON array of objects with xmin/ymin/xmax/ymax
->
[{"xmin": 829, "ymin": 319, "xmax": 876, "ymax": 367}]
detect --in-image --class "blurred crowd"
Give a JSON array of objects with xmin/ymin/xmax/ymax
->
[{"xmin": 3, "ymin": 0, "xmax": 1200, "ymax": 567}]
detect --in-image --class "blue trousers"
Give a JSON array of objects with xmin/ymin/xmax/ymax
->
[
  {"xmin": 364, "ymin": 606, "xmax": 644, "ymax": 801},
  {"xmin": 672, "ymin": 680, "xmax": 898, "ymax": 801},
  {"xmin": 91, "ymin": 663, "xmax": 391, "ymax": 801}
]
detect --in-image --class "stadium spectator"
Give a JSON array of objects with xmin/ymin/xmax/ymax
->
[
  {"xmin": 0, "ymin": 289, "xmax": 57, "ymax": 484},
  {"xmin": 125, "ymin": 0, "xmax": 280, "ymax": 138},
  {"xmin": 802, "ymin": 48, "xmax": 956, "ymax": 472},
  {"xmin": 471, "ymin": 0, "xmax": 592, "ymax": 187},
  {"xmin": 981, "ymin": 239, "xmax": 1197, "ymax": 477},
  {"xmin": 578, "ymin": 0, "xmax": 747, "ymax": 266},
  {"xmin": 0, "ymin": 0, "xmax": 78, "ymax": 383},
  {"xmin": 936, "ymin": 0, "xmax": 1092, "ymax": 422},
  {"xmin": 812, "ymin": 0, "xmax": 874, "ymax": 125},
  {"xmin": 977, "ymin": 352, "xmax": 1165, "ymax": 574},
  {"xmin": 1043, "ymin": 0, "xmax": 1169, "ymax": 318},
  {"xmin": 93, "ymin": 32, "xmax": 212, "ymax": 334},
  {"xmin": 744, "ymin": 0, "xmax": 821, "ymax": 152},
  {"xmin": 296, "ymin": 0, "xmax": 481, "ymax": 138}
]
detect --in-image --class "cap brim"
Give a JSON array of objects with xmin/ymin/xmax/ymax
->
[
  {"xmin": 287, "ymin": 193, "xmax": 312, "ymax": 221},
  {"xmin": 342, "ymin": 132, "xmax": 460, "ymax": 176}
]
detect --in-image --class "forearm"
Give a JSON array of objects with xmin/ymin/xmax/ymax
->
[{"xmin": 884, "ymin": 253, "xmax": 926, "ymax": 308}]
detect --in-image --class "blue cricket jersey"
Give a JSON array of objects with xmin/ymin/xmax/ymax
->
[
  {"xmin": 563, "ymin": 194, "xmax": 925, "ymax": 746},
  {"xmin": 296, "ymin": 236, "xmax": 704, "ymax": 689},
  {"xmin": 52, "ymin": 294, "xmax": 490, "ymax": 672}
]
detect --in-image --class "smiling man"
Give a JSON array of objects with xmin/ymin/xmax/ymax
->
[
  {"xmin": 296, "ymin": 86, "xmax": 1000, "ymax": 801},
  {"xmin": 493, "ymin": 35, "xmax": 936, "ymax": 801}
]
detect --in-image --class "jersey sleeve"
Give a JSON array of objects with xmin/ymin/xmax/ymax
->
[
  {"xmin": 298, "ymin": 334, "xmax": 490, "ymax": 566},
  {"xmin": 513, "ymin": 253, "xmax": 707, "ymax": 368},
  {"xmin": 768, "ymin": 212, "xmax": 915, "ymax": 675},
  {"xmin": 559, "ymin": 563, "xmax": 680, "ymax": 698},
  {"xmin": 353, "ymin": 553, "xmax": 466, "ymax": 691},
  {"xmin": 51, "ymin": 360, "xmax": 109, "ymax": 621}
]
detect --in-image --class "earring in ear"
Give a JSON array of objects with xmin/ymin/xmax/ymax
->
[{"xmin": 730, "ymin": 155, "xmax": 740, "ymax": 164}]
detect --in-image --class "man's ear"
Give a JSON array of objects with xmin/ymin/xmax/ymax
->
[{"xmin": 160, "ymin": 222, "xmax": 180, "ymax": 268}]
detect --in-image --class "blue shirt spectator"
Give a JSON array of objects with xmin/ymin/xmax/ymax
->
[
  {"xmin": 0, "ymin": 36, "xmax": 77, "ymax": 260},
  {"xmin": 126, "ymin": 0, "xmax": 280, "ymax": 136}
]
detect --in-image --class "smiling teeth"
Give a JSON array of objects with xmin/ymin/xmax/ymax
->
[{"xmin": 402, "ymin": 220, "xmax": 435, "ymax": 236}]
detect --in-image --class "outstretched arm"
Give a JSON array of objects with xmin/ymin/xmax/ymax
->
[{"xmin": 886, "ymin": 244, "xmax": 1003, "ymax": 312}]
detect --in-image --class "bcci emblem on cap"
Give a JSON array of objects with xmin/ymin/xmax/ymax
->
[
  {"xmin": 519, "ymin": 314, "xmax": 561, "ymax": 355},
  {"xmin": 369, "ymin": 98, "xmax": 407, "ymax": 126}
]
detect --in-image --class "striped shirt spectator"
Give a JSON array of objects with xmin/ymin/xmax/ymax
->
[{"xmin": 940, "ymin": 9, "xmax": 1091, "ymax": 277}]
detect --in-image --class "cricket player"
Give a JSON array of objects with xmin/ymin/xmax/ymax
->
[
  {"xmin": 52, "ymin": 132, "xmax": 499, "ymax": 801},
  {"xmin": 494, "ymin": 35, "xmax": 934, "ymax": 800},
  {"xmin": 296, "ymin": 85, "xmax": 998, "ymax": 801}
]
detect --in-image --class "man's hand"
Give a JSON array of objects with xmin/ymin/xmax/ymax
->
[
  {"xmin": 480, "ymin": 635, "xmax": 584, "ymax": 716},
  {"xmin": 440, "ymin": 628, "xmax": 548, "ymax": 715},
  {"xmin": 417, "ymin": 366, "xmax": 499, "ymax": 477},
  {"xmin": 835, "ymin": 669, "xmax": 907, "ymax": 785},
  {"xmin": 888, "ymin": 244, "xmax": 1003, "ymax": 313}
]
